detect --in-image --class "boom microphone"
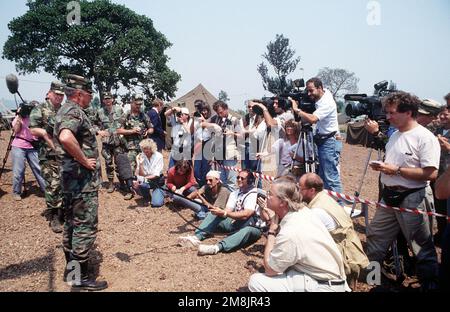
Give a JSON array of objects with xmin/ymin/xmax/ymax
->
[{"xmin": 6, "ymin": 74, "xmax": 19, "ymax": 94}]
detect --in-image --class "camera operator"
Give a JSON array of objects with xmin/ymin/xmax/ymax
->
[
  {"xmin": 192, "ymin": 101, "xmax": 213, "ymax": 187},
  {"xmin": 240, "ymin": 101, "xmax": 267, "ymax": 175},
  {"xmin": 207, "ymin": 101, "xmax": 241, "ymax": 192},
  {"xmin": 366, "ymin": 91, "xmax": 440, "ymax": 291},
  {"xmin": 29, "ymin": 81, "xmax": 65, "ymax": 233},
  {"xmin": 117, "ymin": 93, "xmax": 154, "ymax": 200},
  {"xmin": 164, "ymin": 105, "xmax": 193, "ymax": 169},
  {"xmin": 291, "ymin": 78, "xmax": 342, "ymax": 194},
  {"xmin": 11, "ymin": 101, "xmax": 46, "ymax": 202},
  {"xmin": 251, "ymin": 97, "xmax": 294, "ymax": 132}
]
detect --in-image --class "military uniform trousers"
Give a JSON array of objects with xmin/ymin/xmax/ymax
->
[
  {"xmin": 63, "ymin": 192, "xmax": 99, "ymax": 264},
  {"xmin": 101, "ymin": 143, "xmax": 120, "ymax": 181},
  {"xmin": 127, "ymin": 149, "xmax": 140, "ymax": 174},
  {"xmin": 40, "ymin": 159, "xmax": 63, "ymax": 212}
]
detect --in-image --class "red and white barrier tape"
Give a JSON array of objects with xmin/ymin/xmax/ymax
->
[{"xmin": 213, "ymin": 162, "xmax": 450, "ymax": 222}]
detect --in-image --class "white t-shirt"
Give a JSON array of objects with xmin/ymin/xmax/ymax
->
[
  {"xmin": 313, "ymin": 89, "xmax": 339, "ymax": 135},
  {"xmin": 169, "ymin": 116, "xmax": 192, "ymax": 153},
  {"xmin": 248, "ymin": 121, "xmax": 268, "ymax": 157},
  {"xmin": 226, "ymin": 188, "xmax": 258, "ymax": 212},
  {"xmin": 311, "ymin": 208, "xmax": 338, "ymax": 231},
  {"xmin": 381, "ymin": 124, "xmax": 441, "ymax": 188},
  {"xmin": 268, "ymin": 209, "xmax": 345, "ymax": 281},
  {"xmin": 136, "ymin": 151, "xmax": 164, "ymax": 178},
  {"xmin": 194, "ymin": 118, "xmax": 211, "ymax": 142}
]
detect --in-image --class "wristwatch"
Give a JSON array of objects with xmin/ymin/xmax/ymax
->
[
  {"xmin": 267, "ymin": 231, "xmax": 277, "ymax": 237},
  {"xmin": 396, "ymin": 167, "xmax": 402, "ymax": 176}
]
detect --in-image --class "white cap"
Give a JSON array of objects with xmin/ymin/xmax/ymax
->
[
  {"xmin": 206, "ymin": 170, "xmax": 221, "ymax": 180},
  {"xmin": 180, "ymin": 107, "xmax": 190, "ymax": 115}
]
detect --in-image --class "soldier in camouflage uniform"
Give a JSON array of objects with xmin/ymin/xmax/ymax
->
[
  {"xmin": 29, "ymin": 81, "xmax": 65, "ymax": 234},
  {"xmin": 92, "ymin": 92, "xmax": 124, "ymax": 193},
  {"xmin": 117, "ymin": 94, "xmax": 153, "ymax": 200},
  {"xmin": 54, "ymin": 74, "xmax": 107, "ymax": 291}
]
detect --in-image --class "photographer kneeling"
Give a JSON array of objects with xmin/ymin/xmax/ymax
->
[
  {"xmin": 11, "ymin": 102, "xmax": 46, "ymax": 200},
  {"xmin": 132, "ymin": 139, "xmax": 165, "ymax": 208}
]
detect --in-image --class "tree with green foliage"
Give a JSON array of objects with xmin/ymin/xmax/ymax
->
[
  {"xmin": 3, "ymin": 0, "xmax": 180, "ymax": 101},
  {"xmin": 218, "ymin": 90, "xmax": 230, "ymax": 103},
  {"xmin": 317, "ymin": 67, "xmax": 359, "ymax": 100},
  {"xmin": 257, "ymin": 34, "xmax": 301, "ymax": 95}
]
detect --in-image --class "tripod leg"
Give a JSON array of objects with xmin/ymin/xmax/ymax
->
[{"xmin": 0, "ymin": 132, "xmax": 15, "ymax": 182}]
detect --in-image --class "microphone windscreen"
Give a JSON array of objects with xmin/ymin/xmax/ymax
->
[
  {"xmin": 6, "ymin": 74, "xmax": 19, "ymax": 94},
  {"xmin": 115, "ymin": 153, "xmax": 134, "ymax": 180}
]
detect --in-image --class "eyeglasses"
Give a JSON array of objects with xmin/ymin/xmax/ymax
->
[{"xmin": 206, "ymin": 179, "xmax": 214, "ymax": 182}]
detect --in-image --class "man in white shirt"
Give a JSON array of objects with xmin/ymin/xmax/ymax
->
[
  {"xmin": 367, "ymin": 91, "xmax": 440, "ymax": 291},
  {"xmin": 248, "ymin": 176, "xmax": 347, "ymax": 292},
  {"xmin": 292, "ymin": 78, "xmax": 342, "ymax": 194}
]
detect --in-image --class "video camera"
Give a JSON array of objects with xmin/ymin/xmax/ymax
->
[
  {"xmin": 344, "ymin": 80, "xmax": 398, "ymax": 122},
  {"xmin": 253, "ymin": 79, "xmax": 316, "ymax": 117},
  {"xmin": 15, "ymin": 102, "xmax": 35, "ymax": 118}
]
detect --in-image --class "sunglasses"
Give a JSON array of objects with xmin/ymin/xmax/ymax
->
[{"xmin": 237, "ymin": 176, "xmax": 247, "ymax": 181}]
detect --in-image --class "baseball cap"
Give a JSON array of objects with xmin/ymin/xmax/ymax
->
[
  {"xmin": 419, "ymin": 99, "xmax": 443, "ymax": 116},
  {"xmin": 50, "ymin": 81, "xmax": 65, "ymax": 95},
  {"xmin": 65, "ymin": 74, "xmax": 93, "ymax": 94}
]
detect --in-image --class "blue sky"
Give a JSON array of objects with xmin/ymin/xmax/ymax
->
[{"xmin": 0, "ymin": 0, "xmax": 449, "ymax": 110}]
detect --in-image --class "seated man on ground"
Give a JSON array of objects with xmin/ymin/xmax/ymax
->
[
  {"xmin": 248, "ymin": 176, "xmax": 348, "ymax": 292},
  {"xmin": 299, "ymin": 173, "xmax": 369, "ymax": 286},
  {"xmin": 132, "ymin": 139, "xmax": 165, "ymax": 207},
  {"xmin": 173, "ymin": 170, "xmax": 230, "ymax": 220},
  {"xmin": 178, "ymin": 169, "xmax": 265, "ymax": 256},
  {"xmin": 167, "ymin": 160, "xmax": 198, "ymax": 196}
]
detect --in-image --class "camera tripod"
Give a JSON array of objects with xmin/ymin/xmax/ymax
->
[{"xmin": 291, "ymin": 123, "xmax": 318, "ymax": 175}]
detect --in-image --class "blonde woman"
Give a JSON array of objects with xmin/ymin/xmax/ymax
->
[{"xmin": 132, "ymin": 139, "xmax": 165, "ymax": 207}]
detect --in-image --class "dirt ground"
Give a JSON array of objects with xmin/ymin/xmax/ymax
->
[{"xmin": 0, "ymin": 131, "xmax": 439, "ymax": 292}]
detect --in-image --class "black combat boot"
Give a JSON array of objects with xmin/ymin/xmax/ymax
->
[
  {"xmin": 63, "ymin": 251, "xmax": 72, "ymax": 283},
  {"xmin": 107, "ymin": 179, "xmax": 115, "ymax": 193},
  {"xmin": 50, "ymin": 210, "xmax": 63, "ymax": 234},
  {"xmin": 71, "ymin": 261, "xmax": 108, "ymax": 292}
]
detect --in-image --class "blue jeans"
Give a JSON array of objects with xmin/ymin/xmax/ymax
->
[
  {"xmin": 217, "ymin": 159, "xmax": 238, "ymax": 192},
  {"xmin": 194, "ymin": 155, "xmax": 211, "ymax": 188},
  {"xmin": 170, "ymin": 193, "xmax": 209, "ymax": 220},
  {"xmin": 137, "ymin": 183, "xmax": 165, "ymax": 208},
  {"xmin": 195, "ymin": 213, "xmax": 262, "ymax": 252},
  {"xmin": 317, "ymin": 137, "xmax": 342, "ymax": 194},
  {"xmin": 12, "ymin": 146, "xmax": 46, "ymax": 195}
]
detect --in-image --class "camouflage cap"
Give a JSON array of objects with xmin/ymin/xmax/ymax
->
[
  {"xmin": 50, "ymin": 81, "xmax": 65, "ymax": 95},
  {"xmin": 65, "ymin": 74, "xmax": 93, "ymax": 94},
  {"xmin": 419, "ymin": 99, "xmax": 443, "ymax": 116},
  {"xmin": 103, "ymin": 92, "xmax": 113, "ymax": 100},
  {"xmin": 132, "ymin": 93, "xmax": 144, "ymax": 103}
]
